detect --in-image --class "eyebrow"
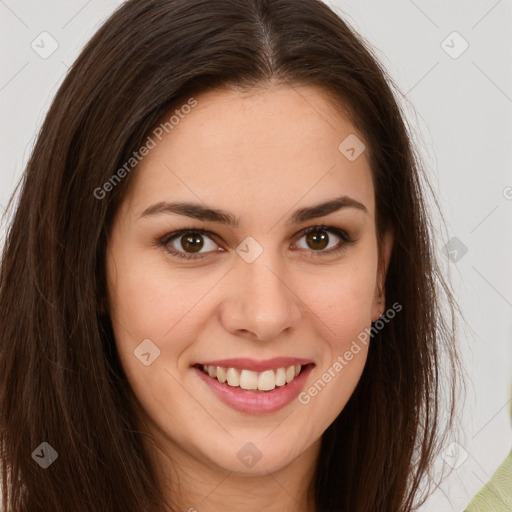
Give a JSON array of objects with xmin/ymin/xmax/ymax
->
[{"xmin": 138, "ymin": 195, "xmax": 367, "ymax": 227}]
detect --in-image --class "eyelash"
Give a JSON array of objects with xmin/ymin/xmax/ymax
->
[{"xmin": 157, "ymin": 224, "xmax": 355, "ymax": 261}]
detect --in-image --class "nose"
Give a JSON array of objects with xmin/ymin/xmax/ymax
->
[{"xmin": 219, "ymin": 251, "xmax": 303, "ymax": 342}]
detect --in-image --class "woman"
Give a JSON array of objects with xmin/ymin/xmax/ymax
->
[{"xmin": 0, "ymin": 0, "xmax": 465, "ymax": 510}]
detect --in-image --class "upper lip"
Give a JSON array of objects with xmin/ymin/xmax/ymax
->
[{"xmin": 194, "ymin": 357, "xmax": 314, "ymax": 372}]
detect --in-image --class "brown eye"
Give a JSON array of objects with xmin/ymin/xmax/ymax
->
[
  {"xmin": 178, "ymin": 233, "xmax": 204, "ymax": 253},
  {"xmin": 163, "ymin": 230, "xmax": 220, "ymax": 259},
  {"xmin": 305, "ymin": 229, "xmax": 330, "ymax": 251},
  {"xmin": 295, "ymin": 225, "xmax": 352, "ymax": 255}
]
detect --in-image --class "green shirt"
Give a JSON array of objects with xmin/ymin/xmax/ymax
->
[
  {"xmin": 464, "ymin": 449, "xmax": 512, "ymax": 511},
  {"xmin": 464, "ymin": 396, "xmax": 512, "ymax": 512}
]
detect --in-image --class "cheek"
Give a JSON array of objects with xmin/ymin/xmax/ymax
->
[
  {"xmin": 106, "ymin": 247, "xmax": 224, "ymax": 374},
  {"xmin": 106, "ymin": 248, "xmax": 188, "ymax": 339},
  {"xmin": 292, "ymin": 252, "xmax": 376, "ymax": 412},
  {"xmin": 314, "ymin": 278, "xmax": 373, "ymax": 332},
  {"xmin": 105, "ymin": 250, "xmax": 202, "ymax": 423},
  {"xmin": 293, "ymin": 270, "xmax": 374, "ymax": 429},
  {"xmin": 302, "ymin": 256, "xmax": 377, "ymax": 344}
]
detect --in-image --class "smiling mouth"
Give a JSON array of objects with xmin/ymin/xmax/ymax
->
[{"xmin": 194, "ymin": 363, "xmax": 314, "ymax": 392}]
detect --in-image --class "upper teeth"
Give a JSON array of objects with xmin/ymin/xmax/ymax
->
[{"xmin": 201, "ymin": 364, "xmax": 303, "ymax": 391}]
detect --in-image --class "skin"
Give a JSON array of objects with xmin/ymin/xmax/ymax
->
[{"xmin": 106, "ymin": 82, "xmax": 394, "ymax": 512}]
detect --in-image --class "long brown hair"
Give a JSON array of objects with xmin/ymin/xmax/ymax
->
[{"xmin": 0, "ymin": 0, "xmax": 464, "ymax": 510}]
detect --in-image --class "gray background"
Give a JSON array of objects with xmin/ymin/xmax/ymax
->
[{"xmin": 1, "ymin": 1, "xmax": 511, "ymax": 510}]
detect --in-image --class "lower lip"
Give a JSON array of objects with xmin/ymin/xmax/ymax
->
[{"xmin": 193, "ymin": 364, "xmax": 314, "ymax": 414}]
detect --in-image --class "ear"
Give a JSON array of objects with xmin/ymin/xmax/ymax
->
[{"xmin": 371, "ymin": 228, "xmax": 394, "ymax": 322}]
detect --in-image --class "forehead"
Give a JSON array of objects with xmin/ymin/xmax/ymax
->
[{"xmin": 124, "ymin": 83, "xmax": 375, "ymax": 226}]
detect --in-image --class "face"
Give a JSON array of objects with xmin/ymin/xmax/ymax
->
[{"xmin": 106, "ymin": 83, "xmax": 393, "ymax": 481}]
